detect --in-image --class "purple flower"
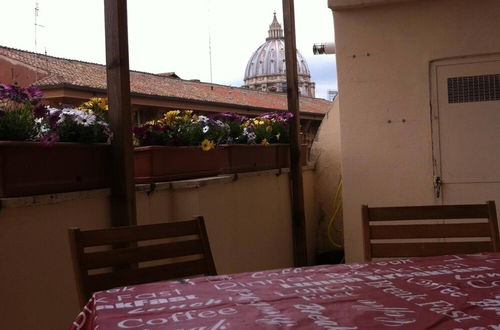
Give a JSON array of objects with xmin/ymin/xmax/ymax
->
[
  {"xmin": 48, "ymin": 109, "xmax": 62, "ymax": 129},
  {"xmin": 27, "ymin": 86, "xmax": 43, "ymax": 100},
  {"xmin": 4, "ymin": 84, "xmax": 29, "ymax": 103},
  {"xmin": 210, "ymin": 112, "xmax": 247, "ymax": 123},
  {"xmin": 153, "ymin": 125, "xmax": 166, "ymax": 132},
  {"xmin": 33, "ymin": 104, "xmax": 48, "ymax": 118},
  {"xmin": 40, "ymin": 132, "xmax": 60, "ymax": 147},
  {"xmin": 0, "ymin": 84, "xmax": 6, "ymax": 99},
  {"xmin": 133, "ymin": 125, "xmax": 146, "ymax": 137},
  {"xmin": 27, "ymin": 86, "xmax": 43, "ymax": 105},
  {"xmin": 260, "ymin": 111, "xmax": 293, "ymax": 122},
  {"xmin": 133, "ymin": 124, "xmax": 165, "ymax": 145}
]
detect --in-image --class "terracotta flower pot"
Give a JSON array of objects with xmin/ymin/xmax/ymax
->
[
  {"xmin": 222, "ymin": 144, "xmax": 308, "ymax": 173},
  {"xmin": 0, "ymin": 141, "xmax": 111, "ymax": 197},
  {"xmin": 134, "ymin": 146, "xmax": 229, "ymax": 183}
]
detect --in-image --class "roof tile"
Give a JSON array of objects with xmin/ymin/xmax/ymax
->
[{"xmin": 0, "ymin": 45, "xmax": 330, "ymax": 115}]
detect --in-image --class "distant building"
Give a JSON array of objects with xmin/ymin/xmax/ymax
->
[{"xmin": 243, "ymin": 13, "xmax": 315, "ymax": 98}]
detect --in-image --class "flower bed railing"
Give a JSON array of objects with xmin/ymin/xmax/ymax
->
[
  {"xmin": 0, "ymin": 83, "xmax": 306, "ymax": 197},
  {"xmin": 0, "ymin": 84, "xmax": 111, "ymax": 197}
]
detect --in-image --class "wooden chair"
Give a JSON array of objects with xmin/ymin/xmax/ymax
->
[
  {"xmin": 69, "ymin": 216, "xmax": 216, "ymax": 306},
  {"xmin": 362, "ymin": 201, "xmax": 499, "ymax": 261}
]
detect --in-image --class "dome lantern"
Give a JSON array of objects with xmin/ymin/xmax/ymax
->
[{"xmin": 267, "ymin": 11, "xmax": 284, "ymax": 40}]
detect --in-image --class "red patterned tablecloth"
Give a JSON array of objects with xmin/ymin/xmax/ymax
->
[{"xmin": 70, "ymin": 253, "xmax": 500, "ymax": 329}]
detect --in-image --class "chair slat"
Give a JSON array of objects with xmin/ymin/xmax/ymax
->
[
  {"xmin": 69, "ymin": 216, "xmax": 217, "ymax": 307},
  {"xmin": 87, "ymin": 259, "xmax": 209, "ymax": 294},
  {"xmin": 362, "ymin": 201, "xmax": 499, "ymax": 261},
  {"xmin": 369, "ymin": 223, "xmax": 492, "ymax": 239},
  {"xmin": 80, "ymin": 220, "xmax": 199, "ymax": 246},
  {"xmin": 83, "ymin": 239, "xmax": 204, "ymax": 269},
  {"xmin": 368, "ymin": 204, "xmax": 490, "ymax": 221},
  {"xmin": 371, "ymin": 241, "xmax": 494, "ymax": 258}
]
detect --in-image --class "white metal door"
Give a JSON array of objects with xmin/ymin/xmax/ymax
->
[{"xmin": 431, "ymin": 54, "xmax": 500, "ymax": 205}]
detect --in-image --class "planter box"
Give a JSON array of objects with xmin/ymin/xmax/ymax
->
[
  {"xmin": 223, "ymin": 144, "xmax": 308, "ymax": 173},
  {"xmin": 0, "ymin": 141, "xmax": 111, "ymax": 197},
  {"xmin": 134, "ymin": 146, "xmax": 229, "ymax": 183}
]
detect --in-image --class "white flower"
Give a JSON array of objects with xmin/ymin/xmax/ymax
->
[
  {"xmin": 203, "ymin": 126, "xmax": 209, "ymax": 133},
  {"xmin": 57, "ymin": 114, "xmax": 67, "ymax": 124},
  {"xmin": 74, "ymin": 112, "xmax": 96, "ymax": 126},
  {"xmin": 61, "ymin": 108, "xmax": 76, "ymax": 115},
  {"xmin": 198, "ymin": 115, "xmax": 209, "ymax": 123}
]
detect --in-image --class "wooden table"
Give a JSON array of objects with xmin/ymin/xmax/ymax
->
[{"xmin": 71, "ymin": 253, "xmax": 500, "ymax": 329}]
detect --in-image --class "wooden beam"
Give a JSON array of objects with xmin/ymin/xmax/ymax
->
[
  {"xmin": 104, "ymin": 0, "xmax": 137, "ymax": 227},
  {"xmin": 282, "ymin": 0, "xmax": 308, "ymax": 267}
]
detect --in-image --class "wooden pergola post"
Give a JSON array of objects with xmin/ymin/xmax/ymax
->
[
  {"xmin": 104, "ymin": 0, "xmax": 137, "ymax": 227},
  {"xmin": 282, "ymin": 0, "xmax": 308, "ymax": 266}
]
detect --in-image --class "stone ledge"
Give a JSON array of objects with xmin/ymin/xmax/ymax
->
[
  {"xmin": 0, "ymin": 165, "xmax": 315, "ymax": 209},
  {"xmin": 329, "ymin": 0, "xmax": 418, "ymax": 10}
]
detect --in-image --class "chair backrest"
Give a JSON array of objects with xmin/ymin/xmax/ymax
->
[
  {"xmin": 69, "ymin": 216, "xmax": 216, "ymax": 306},
  {"xmin": 362, "ymin": 201, "xmax": 499, "ymax": 261}
]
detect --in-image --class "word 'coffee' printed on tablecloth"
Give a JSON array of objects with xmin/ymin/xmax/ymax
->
[
  {"xmin": 115, "ymin": 308, "xmax": 237, "ymax": 328},
  {"xmin": 117, "ymin": 318, "xmax": 231, "ymax": 329}
]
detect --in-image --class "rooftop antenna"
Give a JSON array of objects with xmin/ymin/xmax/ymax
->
[
  {"xmin": 207, "ymin": 0, "xmax": 213, "ymax": 83},
  {"xmin": 34, "ymin": 2, "xmax": 45, "ymax": 54}
]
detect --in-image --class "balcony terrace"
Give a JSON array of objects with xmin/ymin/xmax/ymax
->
[{"xmin": 1, "ymin": 0, "xmax": 499, "ymax": 329}]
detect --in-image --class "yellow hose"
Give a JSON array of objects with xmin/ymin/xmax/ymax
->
[{"xmin": 327, "ymin": 177, "xmax": 343, "ymax": 248}]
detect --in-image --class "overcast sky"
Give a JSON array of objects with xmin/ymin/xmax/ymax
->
[{"xmin": 0, "ymin": 0, "xmax": 337, "ymax": 99}]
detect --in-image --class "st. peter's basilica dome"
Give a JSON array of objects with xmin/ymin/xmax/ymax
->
[{"xmin": 243, "ymin": 13, "xmax": 315, "ymax": 97}]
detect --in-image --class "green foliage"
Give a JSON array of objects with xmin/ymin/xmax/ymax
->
[
  {"xmin": 0, "ymin": 102, "xmax": 38, "ymax": 140},
  {"xmin": 55, "ymin": 119, "xmax": 108, "ymax": 143}
]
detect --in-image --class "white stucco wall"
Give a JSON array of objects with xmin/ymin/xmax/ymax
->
[
  {"xmin": 311, "ymin": 98, "xmax": 343, "ymax": 253},
  {"xmin": 330, "ymin": 0, "xmax": 500, "ymax": 262},
  {"xmin": 0, "ymin": 169, "xmax": 318, "ymax": 330}
]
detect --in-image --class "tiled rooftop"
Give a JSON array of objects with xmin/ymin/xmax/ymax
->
[{"xmin": 0, "ymin": 45, "xmax": 330, "ymax": 115}]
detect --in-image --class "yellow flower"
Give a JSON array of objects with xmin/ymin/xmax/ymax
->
[
  {"xmin": 201, "ymin": 139, "xmax": 215, "ymax": 151},
  {"xmin": 79, "ymin": 97, "xmax": 108, "ymax": 112},
  {"xmin": 96, "ymin": 98, "xmax": 108, "ymax": 111},
  {"xmin": 266, "ymin": 126, "xmax": 272, "ymax": 133},
  {"xmin": 261, "ymin": 139, "xmax": 269, "ymax": 145}
]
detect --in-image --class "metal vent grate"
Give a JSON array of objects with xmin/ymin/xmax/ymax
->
[{"xmin": 447, "ymin": 74, "xmax": 500, "ymax": 103}]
